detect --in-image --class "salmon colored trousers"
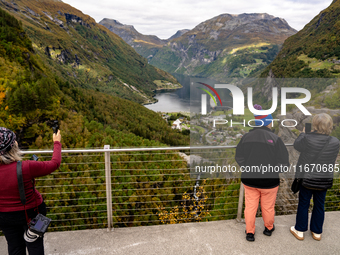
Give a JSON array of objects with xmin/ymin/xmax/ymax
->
[{"xmin": 244, "ymin": 184, "xmax": 279, "ymax": 234}]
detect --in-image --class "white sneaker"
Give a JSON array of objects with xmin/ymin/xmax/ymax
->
[
  {"xmin": 290, "ymin": 226, "xmax": 304, "ymax": 240},
  {"xmin": 311, "ymin": 231, "xmax": 322, "ymax": 241}
]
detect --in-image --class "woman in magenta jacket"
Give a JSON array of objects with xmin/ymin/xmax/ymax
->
[{"xmin": 0, "ymin": 127, "xmax": 62, "ymax": 255}]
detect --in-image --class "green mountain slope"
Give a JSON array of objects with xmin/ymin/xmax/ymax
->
[
  {"xmin": 261, "ymin": 0, "xmax": 340, "ymax": 79},
  {"xmin": 0, "ymin": 0, "xmax": 180, "ymax": 104},
  {"xmin": 99, "ymin": 18, "xmax": 167, "ymax": 62},
  {"xmin": 0, "ymin": 6, "xmax": 189, "ymax": 148},
  {"xmin": 254, "ymin": 0, "xmax": 340, "ymax": 111},
  {"xmin": 149, "ymin": 13, "xmax": 296, "ymax": 81}
]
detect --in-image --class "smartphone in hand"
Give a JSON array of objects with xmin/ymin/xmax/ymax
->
[
  {"xmin": 305, "ymin": 123, "xmax": 311, "ymax": 133},
  {"xmin": 52, "ymin": 120, "xmax": 59, "ymax": 134},
  {"xmin": 30, "ymin": 154, "xmax": 39, "ymax": 161}
]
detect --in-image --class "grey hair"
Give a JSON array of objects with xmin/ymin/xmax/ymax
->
[
  {"xmin": 312, "ymin": 113, "xmax": 333, "ymax": 135},
  {"xmin": 0, "ymin": 142, "xmax": 23, "ymax": 164}
]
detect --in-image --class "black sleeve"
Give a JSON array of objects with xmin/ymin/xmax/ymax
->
[
  {"xmin": 235, "ymin": 137, "xmax": 246, "ymax": 167},
  {"xmin": 294, "ymin": 133, "xmax": 306, "ymax": 152},
  {"xmin": 275, "ymin": 137, "xmax": 289, "ymax": 166}
]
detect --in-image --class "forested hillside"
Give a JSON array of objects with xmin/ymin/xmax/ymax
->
[
  {"xmin": 0, "ymin": 6, "xmax": 189, "ymax": 148},
  {"xmin": 0, "ymin": 0, "xmax": 180, "ymax": 104},
  {"xmin": 261, "ymin": 0, "xmax": 340, "ymax": 79},
  {"xmin": 249, "ymin": 0, "xmax": 340, "ymax": 110}
]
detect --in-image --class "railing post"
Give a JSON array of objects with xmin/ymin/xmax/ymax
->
[
  {"xmin": 236, "ymin": 182, "xmax": 245, "ymax": 222},
  {"xmin": 104, "ymin": 145, "xmax": 113, "ymax": 231}
]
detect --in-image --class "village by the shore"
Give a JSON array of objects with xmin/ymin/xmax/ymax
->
[{"xmin": 159, "ymin": 110, "xmax": 246, "ymax": 146}]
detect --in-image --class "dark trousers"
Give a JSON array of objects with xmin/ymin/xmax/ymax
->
[
  {"xmin": 0, "ymin": 202, "xmax": 46, "ymax": 255},
  {"xmin": 295, "ymin": 186, "xmax": 327, "ymax": 234}
]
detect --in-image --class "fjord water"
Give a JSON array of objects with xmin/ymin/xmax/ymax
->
[
  {"xmin": 144, "ymin": 74, "xmax": 191, "ymax": 112},
  {"xmin": 145, "ymin": 74, "xmax": 233, "ymax": 113}
]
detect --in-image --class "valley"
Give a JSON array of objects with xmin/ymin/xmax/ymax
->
[{"xmin": 0, "ymin": 0, "xmax": 340, "ymax": 234}]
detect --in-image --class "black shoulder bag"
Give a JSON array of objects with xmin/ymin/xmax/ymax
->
[
  {"xmin": 291, "ymin": 136, "xmax": 332, "ymax": 194},
  {"xmin": 17, "ymin": 161, "xmax": 52, "ymax": 237}
]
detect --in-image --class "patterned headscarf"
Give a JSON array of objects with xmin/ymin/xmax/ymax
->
[{"xmin": 0, "ymin": 127, "xmax": 16, "ymax": 155}]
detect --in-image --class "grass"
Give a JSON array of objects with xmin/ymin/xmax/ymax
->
[
  {"xmin": 238, "ymin": 62, "xmax": 263, "ymax": 77},
  {"xmin": 298, "ymin": 54, "xmax": 334, "ymax": 70},
  {"xmin": 153, "ymin": 80, "xmax": 182, "ymax": 90},
  {"xmin": 192, "ymin": 125, "xmax": 205, "ymax": 135},
  {"xmin": 229, "ymin": 42, "xmax": 270, "ymax": 54},
  {"xmin": 211, "ymin": 111, "xmax": 226, "ymax": 116},
  {"xmin": 133, "ymin": 39, "xmax": 163, "ymax": 47}
]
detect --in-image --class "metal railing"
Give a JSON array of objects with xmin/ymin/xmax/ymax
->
[{"xmin": 8, "ymin": 145, "xmax": 339, "ymax": 232}]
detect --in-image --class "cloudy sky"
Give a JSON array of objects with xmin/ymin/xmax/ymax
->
[{"xmin": 63, "ymin": 0, "xmax": 333, "ymax": 39}]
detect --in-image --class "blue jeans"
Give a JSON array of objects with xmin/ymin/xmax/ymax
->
[{"xmin": 295, "ymin": 186, "xmax": 327, "ymax": 234}]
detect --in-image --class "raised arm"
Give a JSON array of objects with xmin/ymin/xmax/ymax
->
[
  {"xmin": 28, "ymin": 130, "xmax": 62, "ymax": 178},
  {"xmin": 293, "ymin": 132, "xmax": 307, "ymax": 152}
]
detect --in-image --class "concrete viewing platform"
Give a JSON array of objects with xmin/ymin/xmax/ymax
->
[{"xmin": 1, "ymin": 212, "xmax": 340, "ymax": 255}]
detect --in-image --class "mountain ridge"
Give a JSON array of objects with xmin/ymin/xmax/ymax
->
[
  {"xmin": 150, "ymin": 12, "xmax": 296, "ymax": 81},
  {"xmin": 99, "ymin": 18, "xmax": 189, "ymax": 61},
  {"xmin": 101, "ymin": 13, "xmax": 296, "ymax": 81},
  {"xmin": 99, "ymin": 18, "xmax": 167, "ymax": 46},
  {"xmin": 168, "ymin": 29, "xmax": 190, "ymax": 40}
]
